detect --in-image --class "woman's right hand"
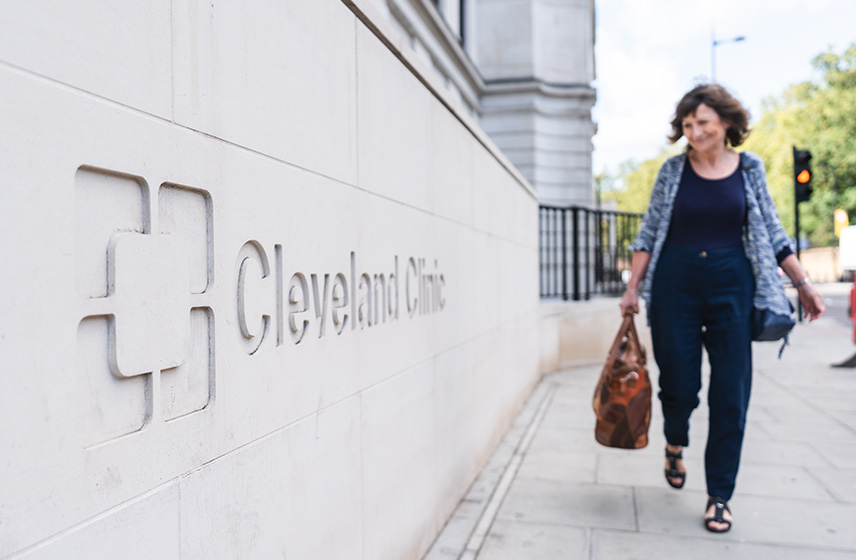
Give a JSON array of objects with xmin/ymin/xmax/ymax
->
[{"xmin": 619, "ymin": 288, "xmax": 639, "ymax": 316}]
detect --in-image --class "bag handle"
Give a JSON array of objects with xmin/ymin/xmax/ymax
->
[{"xmin": 607, "ymin": 311, "xmax": 639, "ymax": 361}]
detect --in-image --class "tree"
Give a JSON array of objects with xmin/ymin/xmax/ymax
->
[{"xmin": 603, "ymin": 147, "xmax": 680, "ymax": 214}]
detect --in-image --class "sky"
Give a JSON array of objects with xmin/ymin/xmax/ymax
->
[{"xmin": 592, "ymin": 0, "xmax": 856, "ymax": 176}]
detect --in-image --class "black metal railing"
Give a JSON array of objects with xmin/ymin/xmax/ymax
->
[{"xmin": 539, "ymin": 205, "xmax": 643, "ymax": 300}]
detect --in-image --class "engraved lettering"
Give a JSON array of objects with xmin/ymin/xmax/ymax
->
[
  {"xmin": 275, "ymin": 244, "xmax": 284, "ymax": 346},
  {"xmin": 234, "ymin": 247, "xmax": 444, "ymax": 351},
  {"xmin": 310, "ymin": 273, "xmax": 331, "ymax": 338},
  {"xmin": 406, "ymin": 257, "xmax": 418, "ymax": 318},
  {"xmin": 373, "ymin": 273, "xmax": 386, "ymax": 324},
  {"xmin": 350, "ymin": 251, "xmax": 357, "ymax": 331},
  {"xmin": 423, "ymin": 259, "xmax": 433, "ymax": 314},
  {"xmin": 331, "ymin": 272, "xmax": 349, "ymax": 335},
  {"xmin": 288, "ymin": 273, "xmax": 309, "ymax": 344},
  {"xmin": 237, "ymin": 257, "xmax": 254, "ymax": 339},
  {"xmin": 388, "ymin": 256, "xmax": 399, "ymax": 321},
  {"xmin": 236, "ymin": 241, "xmax": 270, "ymax": 355},
  {"xmin": 438, "ymin": 271, "xmax": 446, "ymax": 310},
  {"xmin": 358, "ymin": 272, "xmax": 372, "ymax": 329}
]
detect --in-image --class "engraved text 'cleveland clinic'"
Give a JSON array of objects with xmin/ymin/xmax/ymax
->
[{"xmin": 236, "ymin": 247, "xmax": 446, "ymax": 354}]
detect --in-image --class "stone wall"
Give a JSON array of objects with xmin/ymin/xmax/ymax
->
[{"xmin": 0, "ymin": 1, "xmax": 540, "ymax": 558}]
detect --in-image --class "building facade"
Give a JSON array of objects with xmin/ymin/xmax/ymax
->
[{"xmin": 367, "ymin": 0, "xmax": 598, "ymax": 205}]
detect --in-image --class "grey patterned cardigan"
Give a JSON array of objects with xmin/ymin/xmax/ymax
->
[{"xmin": 629, "ymin": 151, "xmax": 793, "ymax": 322}]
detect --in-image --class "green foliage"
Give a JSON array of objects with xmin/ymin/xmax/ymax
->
[
  {"xmin": 601, "ymin": 147, "xmax": 680, "ymax": 214},
  {"xmin": 606, "ymin": 44, "xmax": 856, "ymax": 247}
]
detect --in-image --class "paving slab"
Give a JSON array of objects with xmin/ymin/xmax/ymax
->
[
  {"xmin": 738, "ymin": 438, "xmax": 833, "ymax": 467},
  {"xmin": 812, "ymin": 440, "xmax": 856, "ymax": 468},
  {"xmin": 806, "ymin": 466, "xmax": 856, "ymax": 502},
  {"xmin": 495, "ymin": 479, "xmax": 636, "ymax": 531},
  {"xmin": 551, "ymin": 365, "xmax": 601, "ymax": 386},
  {"xmin": 827, "ymin": 408, "xmax": 856, "ymax": 429},
  {"xmin": 596, "ymin": 452, "xmax": 706, "ymax": 492},
  {"xmin": 592, "ymin": 529, "xmax": 856, "ymax": 560},
  {"xmin": 475, "ymin": 520, "xmax": 588, "ymax": 560},
  {"xmin": 517, "ymin": 449, "xmax": 596, "ymax": 483},
  {"xmin": 761, "ymin": 417, "xmax": 856, "ymax": 444},
  {"xmin": 634, "ymin": 486, "xmax": 856, "ymax": 549},
  {"xmin": 734, "ymin": 463, "xmax": 837, "ymax": 500},
  {"xmin": 424, "ymin": 515, "xmax": 478, "ymax": 560},
  {"xmin": 527, "ymin": 426, "xmax": 603, "ymax": 455},
  {"xmin": 540, "ymin": 402, "xmax": 602, "ymax": 427},
  {"xmin": 736, "ymin": 493, "xmax": 856, "ymax": 550}
]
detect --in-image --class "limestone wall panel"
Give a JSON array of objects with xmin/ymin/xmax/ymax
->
[
  {"xmin": 361, "ymin": 361, "xmax": 440, "ymax": 560},
  {"xmin": 433, "ymin": 343, "xmax": 482, "ymax": 516},
  {"xmin": 430, "ymin": 98, "xmax": 476, "ymax": 226},
  {"xmin": 357, "ymin": 25, "xmax": 432, "ymax": 211},
  {"xmin": 21, "ymin": 485, "xmax": 181, "ymax": 560},
  {"xmin": 178, "ymin": 397, "xmax": 364, "ymax": 560},
  {"xmin": 172, "ymin": 0, "xmax": 358, "ymax": 184},
  {"xmin": 0, "ymin": 0, "xmax": 172, "ymax": 118}
]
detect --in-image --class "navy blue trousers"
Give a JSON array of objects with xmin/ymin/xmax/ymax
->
[{"xmin": 649, "ymin": 243, "xmax": 754, "ymax": 501}]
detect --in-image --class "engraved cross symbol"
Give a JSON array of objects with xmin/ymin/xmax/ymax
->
[
  {"xmin": 110, "ymin": 233, "xmax": 191, "ymax": 376},
  {"xmin": 75, "ymin": 167, "xmax": 214, "ymax": 446}
]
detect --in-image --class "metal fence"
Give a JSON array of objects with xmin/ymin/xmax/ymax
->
[{"xmin": 539, "ymin": 205, "xmax": 643, "ymax": 300}]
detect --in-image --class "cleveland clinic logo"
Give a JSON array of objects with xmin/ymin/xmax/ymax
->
[
  {"xmin": 76, "ymin": 166, "xmax": 214, "ymax": 447},
  {"xmin": 75, "ymin": 166, "xmax": 444, "ymax": 447}
]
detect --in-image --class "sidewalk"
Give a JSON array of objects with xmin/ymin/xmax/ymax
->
[{"xmin": 425, "ymin": 283, "xmax": 856, "ymax": 560}]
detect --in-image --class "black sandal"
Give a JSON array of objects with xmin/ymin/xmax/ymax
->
[
  {"xmin": 704, "ymin": 497, "xmax": 732, "ymax": 533},
  {"xmin": 664, "ymin": 447, "xmax": 686, "ymax": 489}
]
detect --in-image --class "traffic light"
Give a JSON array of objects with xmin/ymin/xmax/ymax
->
[{"xmin": 793, "ymin": 147, "xmax": 812, "ymax": 203}]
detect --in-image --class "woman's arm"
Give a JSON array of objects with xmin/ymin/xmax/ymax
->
[
  {"xmin": 619, "ymin": 251, "xmax": 651, "ymax": 316},
  {"xmin": 778, "ymin": 254, "xmax": 826, "ymax": 321},
  {"xmin": 622, "ymin": 157, "xmax": 679, "ymax": 316}
]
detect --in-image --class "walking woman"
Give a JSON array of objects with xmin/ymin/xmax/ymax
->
[{"xmin": 619, "ymin": 84, "xmax": 826, "ymax": 532}]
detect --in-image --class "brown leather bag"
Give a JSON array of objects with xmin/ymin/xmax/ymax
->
[{"xmin": 592, "ymin": 312, "xmax": 652, "ymax": 449}]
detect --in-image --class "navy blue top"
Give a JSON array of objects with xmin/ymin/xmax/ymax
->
[
  {"xmin": 666, "ymin": 161, "xmax": 794, "ymax": 263},
  {"xmin": 667, "ymin": 161, "xmax": 747, "ymax": 250}
]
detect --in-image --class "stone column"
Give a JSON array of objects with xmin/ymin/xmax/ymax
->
[{"xmin": 474, "ymin": 0, "xmax": 596, "ymax": 207}]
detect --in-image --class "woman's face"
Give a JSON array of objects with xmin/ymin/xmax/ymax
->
[{"xmin": 682, "ymin": 103, "xmax": 728, "ymax": 153}]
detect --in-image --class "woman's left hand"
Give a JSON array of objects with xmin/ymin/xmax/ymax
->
[{"xmin": 797, "ymin": 283, "xmax": 826, "ymax": 321}]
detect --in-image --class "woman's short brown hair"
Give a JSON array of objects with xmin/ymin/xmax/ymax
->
[{"xmin": 668, "ymin": 84, "xmax": 750, "ymax": 147}]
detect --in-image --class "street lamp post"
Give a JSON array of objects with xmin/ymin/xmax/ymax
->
[{"xmin": 711, "ymin": 31, "xmax": 745, "ymax": 83}]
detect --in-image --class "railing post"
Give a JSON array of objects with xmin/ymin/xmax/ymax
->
[
  {"xmin": 554, "ymin": 209, "xmax": 560, "ymax": 298},
  {"xmin": 594, "ymin": 210, "xmax": 600, "ymax": 286},
  {"xmin": 561, "ymin": 208, "xmax": 568, "ymax": 300},
  {"xmin": 584, "ymin": 208, "xmax": 591, "ymax": 300},
  {"xmin": 538, "ymin": 207, "xmax": 544, "ymax": 297},
  {"xmin": 615, "ymin": 213, "xmax": 621, "ymax": 291},
  {"xmin": 572, "ymin": 207, "xmax": 580, "ymax": 301}
]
